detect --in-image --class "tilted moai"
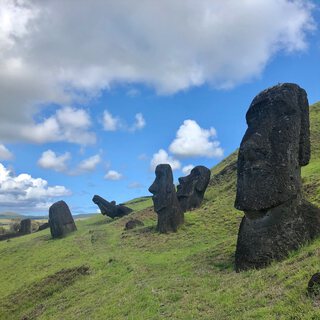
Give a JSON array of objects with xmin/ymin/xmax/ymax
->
[
  {"xmin": 149, "ymin": 164, "xmax": 184, "ymax": 233},
  {"xmin": 92, "ymin": 195, "xmax": 133, "ymax": 219},
  {"xmin": 19, "ymin": 218, "xmax": 32, "ymax": 234},
  {"xmin": 177, "ymin": 166, "xmax": 211, "ymax": 212},
  {"xmin": 235, "ymin": 83, "xmax": 320, "ymax": 271},
  {"xmin": 49, "ymin": 200, "xmax": 77, "ymax": 238}
]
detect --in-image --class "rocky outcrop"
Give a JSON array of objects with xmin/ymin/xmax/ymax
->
[
  {"xmin": 149, "ymin": 164, "xmax": 184, "ymax": 233},
  {"xmin": 49, "ymin": 201, "xmax": 77, "ymax": 238},
  {"xmin": 177, "ymin": 166, "xmax": 211, "ymax": 212},
  {"xmin": 92, "ymin": 195, "xmax": 133, "ymax": 219},
  {"xmin": 234, "ymin": 83, "xmax": 320, "ymax": 271}
]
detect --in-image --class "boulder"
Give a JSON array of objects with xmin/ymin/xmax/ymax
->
[
  {"xmin": 177, "ymin": 165, "xmax": 211, "ymax": 212},
  {"xmin": 149, "ymin": 164, "xmax": 184, "ymax": 233},
  {"xmin": 49, "ymin": 201, "xmax": 77, "ymax": 238},
  {"xmin": 124, "ymin": 219, "xmax": 144, "ymax": 230},
  {"xmin": 308, "ymin": 273, "xmax": 320, "ymax": 296},
  {"xmin": 92, "ymin": 195, "xmax": 133, "ymax": 218},
  {"xmin": 234, "ymin": 83, "xmax": 320, "ymax": 271}
]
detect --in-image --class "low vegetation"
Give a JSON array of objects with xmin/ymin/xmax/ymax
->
[{"xmin": 1, "ymin": 103, "xmax": 320, "ymax": 319}]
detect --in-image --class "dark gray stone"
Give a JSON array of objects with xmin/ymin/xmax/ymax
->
[
  {"xmin": 308, "ymin": 273, "xmax": 320, "ymax": 296},
  {"xmin": 125, "ymin": 219, "xmax": 144, "ymax": 230},
  {"xmin": 19, "ymin": 218, "xmax": 32, "ymax": 234},
  {"xmin": 92, "ymin": 195, "xmax": 133, "ymax": 218},
  {"xmin": 49, "ymin": 201, "xmax": 77, "ymax": 238},
  {"xmin": 149, "ymin": 164, "xmax": 184, "ymax": 233},
  {"xmin": 234, "ymin": 83, "xmax": 320, "ymax": 271},
  {"xmin": 177, "ymin": 166, "xmax": 211, "ymax": 212},
  {"xmin": 38, "ymin": 222, "xmax": 49, "ymax": 231}
]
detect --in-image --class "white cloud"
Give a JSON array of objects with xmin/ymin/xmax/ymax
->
[
  {"xmin": 102, "ymin": 110, "xmax": 121, "ymax": 131},
  {"xmin": 130, "ymin": 113, "xmax": 146, "ymax": 131},
  {"xmin": 38, "ymin": 149, "xmax": 70, "ymax": 172},
  {"xmin": 0, "ymin": 162, "xmax": 71, "ymax": 212},
  {"xmin": 0, "ymin": 144, "xmax": 13, "ymax": 160},
  {"xmin": 169, "ymin": 120, "xmax": 224, "ymax": 158},
  {"xmin": 0, "ymin": 0, "xmax": 314, "ymax": 141},
  {"xmin": 102, "ymin": 110, "xmax": 145, "ymax": 132},
  {"xmin": 77, "ymin": 154, "xmax": 101, "ymax": 172},
  {"xmin": 105, "ymin": 170, "xmax": 123, "ymax": 181},
  {"xmin": 150, "ymin": 149, "xmax": 181, "ymax": 171},
  {"xmin": 182, "ymin": 164, "xmax": 194, "ymax": 175},
  {"xmin": 1, "ymin": 106, "xmax": 95, "ymax": 145}
]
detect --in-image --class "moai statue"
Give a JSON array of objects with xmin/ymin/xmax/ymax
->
[
  {"xmin": 177, "ymin": 165, "xmax": 211, "ymax": 212},
  {"xmin": 19, "ymin": 218, "xmax": 32, "ymax": 234},
  {"xmin": 49, "ymin": 200, "xmax": 77, "ymax": 238},
  {"xmin": 149, "ymin": 164, "xmax": 184, "ymax": 233},
  {"xmin": 234, "ymin": 83, "xmax": 320, "ymax": 271},
  {"xmin": 92, "ymin": 195, "xmax": 133, "ymax": 218}
]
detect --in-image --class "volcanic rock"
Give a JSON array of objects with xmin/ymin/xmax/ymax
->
[{"xmin": 149, "ymin": 164, "xmax": 184, "ymax": 233}]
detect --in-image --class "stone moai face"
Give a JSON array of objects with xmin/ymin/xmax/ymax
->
[
  {"xmin": 149, "ymin": 164, "xmax": 184, "ymax": 233},
  {"xmin": 148, "ymin": 164, "xmax": 176, "ymax": 213},
  {"xmin": 177, "ymin": 166, "xmax": 211, "ymax": 212},
  {"xmin": 235, "ymin": 83, "xmax": 310, "ymax": 214}
]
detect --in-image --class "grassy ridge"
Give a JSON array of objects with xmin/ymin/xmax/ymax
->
[{"xmin": 1, "ymin": 104, "xmax": 320, "ymax": 319}]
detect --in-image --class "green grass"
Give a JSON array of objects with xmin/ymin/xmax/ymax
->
[{"xmin": 1, "ymin": 104, "xmax": 320, "ymax": 319}]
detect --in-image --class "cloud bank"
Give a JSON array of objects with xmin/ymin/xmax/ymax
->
[
  {"xmin": 0, "ymin": 0, "xmax": 315, "ymax": 142},
  {"xmin": 0, "ymin": 162, "xmax": 70, "ymax": 212}
]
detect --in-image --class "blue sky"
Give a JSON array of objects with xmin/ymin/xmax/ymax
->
[{"xmin": 0, "ymin": 0, "xmax": 319, "ymax": 215}]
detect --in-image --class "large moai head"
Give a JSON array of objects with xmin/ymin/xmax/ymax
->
[
  {"xmin": 149, "ymin": 164, "xmax": 184, "ymax": 233},
  {"xmin": 235, "ymin": 83, "xmax": 310, "ymax": 214},
  {"xmin": 177, "ymin": 165, "xmax": 211, "ymax": 212}
]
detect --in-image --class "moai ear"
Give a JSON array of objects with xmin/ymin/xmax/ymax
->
[
  {"xmin": 298, "ymin": 89, "xmax": 310, "ymax": 166},
  {"xmin": 166, "ymin": 185, "xmax": 173, "ymax": 193}
]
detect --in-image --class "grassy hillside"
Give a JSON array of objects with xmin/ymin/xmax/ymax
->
[{"xmin": 1, "ymin": 103, "xmax": 320, "ymax": 319}]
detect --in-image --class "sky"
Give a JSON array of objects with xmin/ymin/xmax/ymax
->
[{"xmin": 0, "ymin": 0, "xmax": 319, "ymax": 215}]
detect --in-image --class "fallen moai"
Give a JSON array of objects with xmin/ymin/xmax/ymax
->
[{"xmin": 92, "ymin": 195, "xmax": 133, "ymax": 218}]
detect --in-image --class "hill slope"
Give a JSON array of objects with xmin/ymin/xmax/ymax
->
[{"xmin": 1, "ymin": 103, "xmax": 320, "ymax": 319}]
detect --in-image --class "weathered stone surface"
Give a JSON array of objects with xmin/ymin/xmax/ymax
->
[
  {"xmin": 177, "ymin": 166, "xmax": 211, "ymax": 212},
  {"xmin": 19, "ymin": 218, "xmax": 32, "ymax": 234},
  {"xmin": 234, "ymin": 83, "xmax": 320, "ymax": 271},
  {"xmin": 38, "ymin": 222, "xmax": 49, "ymax": 231},
  {"xmin": 308, "ymin": 273, "xmax": 320, "ymax": 296},
  {"xmin": 124, "ymin": 219, "xmax": 144, "ymax": 230},
  {"xmin": 49, "ymin": 201, "xmax": 77, "ymax": 238},
  {"xmin": 149, "ymin": 164, "xmax": 184, "ymax": 233},
  {"xmin": 92, "ymin": 195, "xmax": 133, "ymax": 218}
]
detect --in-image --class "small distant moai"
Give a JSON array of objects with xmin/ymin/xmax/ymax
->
[
  {"xmin": 149, "ymin": 164, "xmax": 184, "ymax": 233},
  {"xmin": 177, "ymin": 165, "xmax": 211, "ymax": 212},
  {"xmin": 49, "ymin": 200, "xmax": 77, "ymax": 238},
  {"xmin": 234, "ymin": 83, "xmax": 320, "ymax": 271},
  {"xmin": 19, "ymin": 218, "xmax": 32, "ymax": 234},
  {"xmin": 92, "ymin": 195, "xmax": 133, "ymax": 218}
]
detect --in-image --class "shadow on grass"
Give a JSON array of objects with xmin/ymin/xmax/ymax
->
[{"xmin": 1, "ymin": 265, "xmax": 90, "ymax": 319}]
